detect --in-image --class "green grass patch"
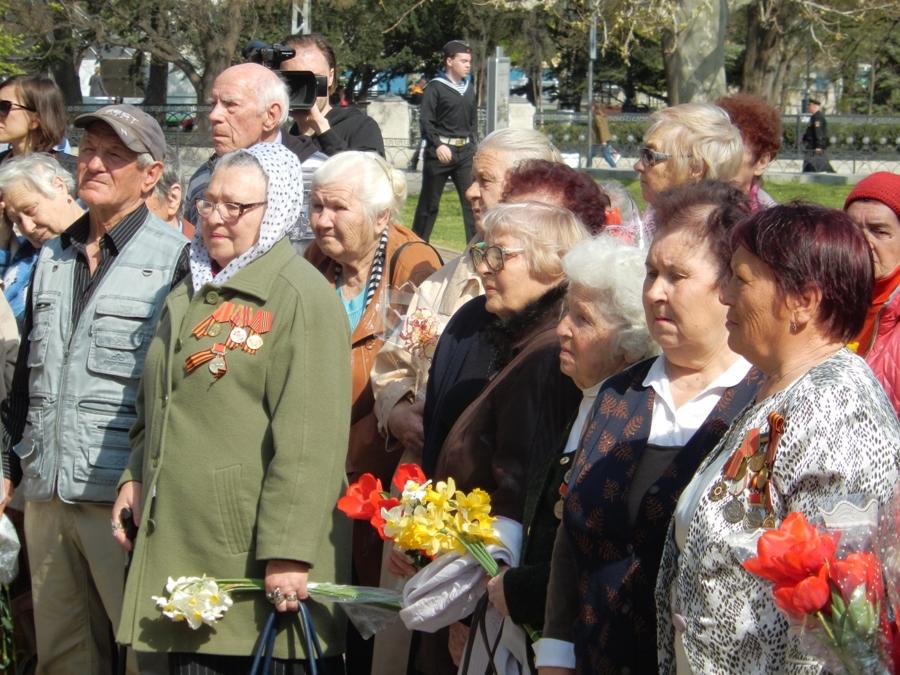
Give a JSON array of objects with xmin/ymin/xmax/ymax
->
[{"xmin": 400, "ymin": 179, "xmax": 854, "ymax": 253}]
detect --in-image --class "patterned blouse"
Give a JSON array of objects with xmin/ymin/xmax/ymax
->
[{"xmin": 656, "ymin": 349, "xmax": 900, "ymax": 674}]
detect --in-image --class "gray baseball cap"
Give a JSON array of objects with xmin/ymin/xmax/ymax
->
[{"xmin": 74, "ymin": 104, "xmax": 166, "ymax": 161}]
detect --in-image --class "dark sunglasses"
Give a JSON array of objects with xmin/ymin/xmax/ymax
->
[
  {"xmin": 0, "ymin": 99, "xmax": 36, "ymax": 117},
  {"xmin": 638, "ymin": 146, "xmax": 672, "ymax": 167}
]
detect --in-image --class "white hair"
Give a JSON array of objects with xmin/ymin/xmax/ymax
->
[
  {"xmin": 258, "ymin": 72, "xmax": 290, "ymax": 126},
  {"xmin": 480, "ymin": 201, "xmax": 588, "ymax": 279},
  {"xmin": 562, "ymin": 235, "xmax": 659, "ymax": 363},
  {"xmin": 312, "ymin": 151, "xmax": 407, "ymax": 221},
  {"xmin": 644, "ymin": 103, "xmax": 743, "ymax": 184},
  {"xmin": 477, "ymin": 127, "xmax": 563, "ymax": 165},
  {"xmin": 0, "ymin": 152, "xmax": 75, "ymax": 197}
]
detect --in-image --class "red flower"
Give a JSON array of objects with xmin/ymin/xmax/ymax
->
[
  {"xmin": 370, "ymin": 497, "xmax": 401, "ymax": 540},
  {"xmin": 743, "ymin": 512, "xmax": 840, "ymax": 586},
  {"xmin": 337, "ymin": 473, "xmax": 384, "ymax": 520},
  {"xmin": 830, "ymin": 551, "xmax": 884, "ymax": 604},
  {"xmin": 773, "ymin": 565, "xmax": 831, "ymax": 620},
  {"xmin": 392, "ymin": 463, "xmax": 427, "ymax": 492}
]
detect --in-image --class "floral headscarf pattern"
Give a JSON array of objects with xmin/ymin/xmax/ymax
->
[{"xmin": 189, "ymin": 142, "xmax": 302, "ymax": 292}]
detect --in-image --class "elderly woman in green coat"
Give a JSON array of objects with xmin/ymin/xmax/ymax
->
[{"xmin": 112, "ymin": 142, "xmax": 352, "ymax": 673}]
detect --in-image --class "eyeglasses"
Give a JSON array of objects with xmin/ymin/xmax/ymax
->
[
  {"xmin": 195, "ymin": 199, "xmax": 266, "ymax": 222},
  {"xmin": 638, "ymin": 146, "xmax": 672, "ymax": 167},
  {"xmin": 0, "ymin": 99, "xmax": 35, "ymax": 117},
  {"xmin": 469, "ymin": 242, "xmax": 525, "ymax": 272}
]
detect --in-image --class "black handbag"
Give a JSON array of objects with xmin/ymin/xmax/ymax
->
[{"xmin": 249, "ymin": 603, "xmax": 325, "ymax": 675}]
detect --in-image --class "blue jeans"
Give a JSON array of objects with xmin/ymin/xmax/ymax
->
[{"xmin": 589, "ymin": 143, "xmax": 617, "ymax": 168}]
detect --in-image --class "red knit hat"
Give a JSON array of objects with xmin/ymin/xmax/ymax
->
[{"xmin": 844, "ymin": 172, "xmax": 900, "ymax": 221}]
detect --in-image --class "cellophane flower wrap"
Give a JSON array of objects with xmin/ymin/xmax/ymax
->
[
  {"xmin": 151, "ymin": 577, "xmax": 401, "ymax": 639},
  {"xmin": 377, "ymin": 280, "xmax": 443, "ymax": 399},
  {"xmin": 879, "ymin": 483, "xmax": 900, "ymax": 672},
  {"xmin": 743, "ymin": 509, "xmax": 895, "ymax": 674},
  {"xmin": 338, "ymin": 463, "xmax": 501, "ymax": 576}
]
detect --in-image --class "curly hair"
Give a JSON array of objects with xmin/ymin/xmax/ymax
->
[
  {"xmin": 716, "ymin": 94, "xmax": 782, "ymax": 162},
  {"xmin": 502, "ymin": 159, "xmax": 610, "ymax": 235}
]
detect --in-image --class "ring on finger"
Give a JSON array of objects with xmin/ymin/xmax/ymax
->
[
  {"xmin": 266, "ymin": 588, "xmax": 284, "ymax": 605},
  {"xmin": 284, "ymin": 593, "xmax": 298, "ymax": 602}
]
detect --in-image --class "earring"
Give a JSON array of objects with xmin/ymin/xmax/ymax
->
[{"xmin": 790, "ymin": 317, "xmax": 798, "ymax": 333}]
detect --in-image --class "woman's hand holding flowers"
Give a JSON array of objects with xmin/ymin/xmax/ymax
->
[{"xmin": 265, "ymin": 559, "xmax": 310, "ymax": 613}]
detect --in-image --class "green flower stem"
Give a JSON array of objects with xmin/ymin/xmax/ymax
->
[{"xmin": 815, "ymin": 611, "xmax": 869, "ymax": 675}]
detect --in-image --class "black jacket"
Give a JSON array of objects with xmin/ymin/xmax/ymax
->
[
  {"xmin": 802, "ymin": 109, "xmax": 829, "ymax": 151},
  {"xmin": 419, "ymin": 77, "xmax": 477, "ymax": 148},
  {"xmin": 290, "ymin": 105, "xmax": 385, "ymax": 157}
]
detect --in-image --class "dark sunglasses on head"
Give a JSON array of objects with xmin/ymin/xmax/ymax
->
[{"xmin": 0, "ymin": 99, "xmax": 36, "ymax": 117}]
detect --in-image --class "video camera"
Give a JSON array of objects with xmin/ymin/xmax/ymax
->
[{"xmin": 244, "ymin": 40, "xmax": 328, "ymax": 111}]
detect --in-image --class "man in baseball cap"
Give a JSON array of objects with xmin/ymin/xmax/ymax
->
[
  {"xmin": 74, "ymin": 103, "xmax": 167, "ymax": 161},
  {"xmin": 4, "ymin": 102, "xmax": 188, "ymax": 674}
]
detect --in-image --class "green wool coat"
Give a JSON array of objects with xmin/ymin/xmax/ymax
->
[{"xmin": 117, "ymin": 238, "xmax": 353, "ymax": 659}]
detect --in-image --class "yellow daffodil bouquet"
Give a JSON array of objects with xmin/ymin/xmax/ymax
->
[{"xmin": 339, "ymin": 463, "xmax": 501, "ymax": 576}]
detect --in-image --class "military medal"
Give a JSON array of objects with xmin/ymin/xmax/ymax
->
[
  {"xmin": 242, "ymin": 310, "xmax": 273, "ymax": 355},
  {"xmin": 553, "ymin": 499, "xmax": 564, "ymax": 520},
  {"xmin": 226, "ymin": 305, "xmax": 253, "ymax": 349},
  {"xmin": 723, "ymin": 497, "xmax": 744, "ymax": 524},
  {"xmin": 709, "ymin": 480, "xmax": 727, "ymax": 501},
  {"xmin": 184, "ymin": 342, "xmax": 228, "ymax": 377},
  {"xmin": 712, "ymin": 412, "xmax": 786, "ymax": 528},
  {"xmin": 191, "ymin": 301, "xmax": 235, "ymax": 339}
]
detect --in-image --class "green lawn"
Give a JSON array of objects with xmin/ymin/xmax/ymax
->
[{"xmin": 401, "ymin": 179, "xmax": 855, "ymax": 253}]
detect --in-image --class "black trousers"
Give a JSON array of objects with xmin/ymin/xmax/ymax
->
[
  {"xmin": 169, "ymin": 652, "xmax": 345, "ymax": 675},
  {"xmin": 412, "ymin": 144, "xmax": 476, "ymax": 243}
]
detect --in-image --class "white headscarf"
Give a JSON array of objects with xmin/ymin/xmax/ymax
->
[{"xmin": 189, "ymin": 142, "xmax": 302, "ymax": 292}]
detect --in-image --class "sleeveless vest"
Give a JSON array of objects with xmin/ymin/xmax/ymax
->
[{"xmin": 15, "ymin": 213, "xmax": 185, "ymax": 503}]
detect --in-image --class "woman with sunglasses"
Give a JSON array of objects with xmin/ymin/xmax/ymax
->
[
  {"xmin": 0, "ymin": 75, "xmax": 72, "ymax": 169},
  {"xmin": 634, "ymin": 103, "xmax": 743, "ymax": 231},
  {"xmin": 115, "ymin": 143, "xmax": 354, "ymax": 672},
  {"xmin": 400, "ymin": 202, "xmax": 587, "ymax": 673}
]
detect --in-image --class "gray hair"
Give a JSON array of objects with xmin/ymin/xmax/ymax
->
[
  {"xmin": 480, "ymin": 201, "xmax": 589, "ymax": 279},
  {"xmin": 211, "ymin": 149, "xmax": 269, "ymax": 190},
  {"xmin": 644, "ymin": 103, "xmax": 743, "ymax": 184},
  {"xmin": 0, "ymin": 152, "xmax": 76, "ymax": 198},
  {"xmin": 258, "ymin": 72, "xmax": 290, "ymax": 126},
  {"xmin": 312, "ymin": 151, "xmax": 407, "ymax": 222},
  {"xmin": 562, "ymin": 235, "xmax": 659, "ymax": 363},
  {"xmin": 136, "ymin": 152, "xmax": 156, "ymax": 169},
  {"xmin": 153, "ymin": 150, "xmax": 184, "ymax": 212},
  {"xmin": 478, "ymin": 127, "xmax": 563, "ymax": 165}
]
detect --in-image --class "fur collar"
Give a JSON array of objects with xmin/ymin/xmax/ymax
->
[{"xmin": 486, "ymin": 283, "xmax": 566, "ymax": 371}]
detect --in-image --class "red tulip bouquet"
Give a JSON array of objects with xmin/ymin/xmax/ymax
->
[{"xmin": 743, "ymin": 511, "xmax": 894, "ymax": 674}]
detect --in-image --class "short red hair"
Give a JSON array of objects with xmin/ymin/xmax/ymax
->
[{"xmin": 717, "ymin": 94, "xmax": 782, "ymax": 162}]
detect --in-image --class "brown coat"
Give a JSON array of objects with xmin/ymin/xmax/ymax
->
[{"xmin": 305, "ymin": 224, "xmax": 441, "ymax": 584}]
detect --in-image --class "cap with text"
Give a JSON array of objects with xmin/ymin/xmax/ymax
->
[{"xmin": 74, "ymin": 104, "xmax": 166, "ymax": 161}]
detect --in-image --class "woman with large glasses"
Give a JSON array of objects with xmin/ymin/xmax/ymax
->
[
  {"xmin": 114, "ymin": 143, "xmax": 354, "ymax": 672},
  {"xmin": 400, "ymin": 202, "xmax": 587, "ymax": 673},
  {"xmin": 634, "ymin": 103, "xmax": 743, "ymax": 231}
]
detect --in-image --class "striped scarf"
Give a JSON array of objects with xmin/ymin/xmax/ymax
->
[{"xmin": 335, "ymin": 228, "xmax": 389, "ymax": 314}]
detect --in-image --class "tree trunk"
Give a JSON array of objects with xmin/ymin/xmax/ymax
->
[
  {"xmin": 47, "ymin": 28, "xmax": 82, "ymax": 105},
  {"xmin": 144, "ymin": 57, "xmax": 168, "ymax": 107},
  {"xmin": 663, "ymin": 0, "xmax": 730, "ymax": 104}
]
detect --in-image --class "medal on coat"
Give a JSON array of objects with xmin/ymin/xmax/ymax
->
[
  {"xmin": 190, "ymin": 301, "xmax": 235, "ymax": 339},
  {"xmin": 242, "ymin": 310, "xmax": 273, "ymax": 355},
  {"xmin": 185, "ymin": 342, "xmax": 228, "ymax": 379},
  {"xmin": 226, "ymin": 305, "xmax": 253, "ymax": 349},
  {"xmin": 710, "ymin": 412, "xmax": 786, "ymax": 530}
]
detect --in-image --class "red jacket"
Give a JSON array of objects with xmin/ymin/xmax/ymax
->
[{"xmin": 866, "ymin": 286, "xmax": 900, "ymax": 417}]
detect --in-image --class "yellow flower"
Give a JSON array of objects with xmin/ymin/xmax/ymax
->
[{"xmin": 426, "ymin": 478, "xmax": 457, "ymax": 511}]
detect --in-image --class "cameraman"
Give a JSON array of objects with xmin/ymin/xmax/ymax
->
[{"xmin": 280, "ymin": 33, "xmax": 385, "ymax": 157}]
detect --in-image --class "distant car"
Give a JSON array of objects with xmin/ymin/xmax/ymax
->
[
  {"xmin": 165, "ymin": 111, "xmax": 194, "ymax": 132},
  {"xmin": 509, "ymin": 68, "xmax": 528, "ymax": 90}
]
